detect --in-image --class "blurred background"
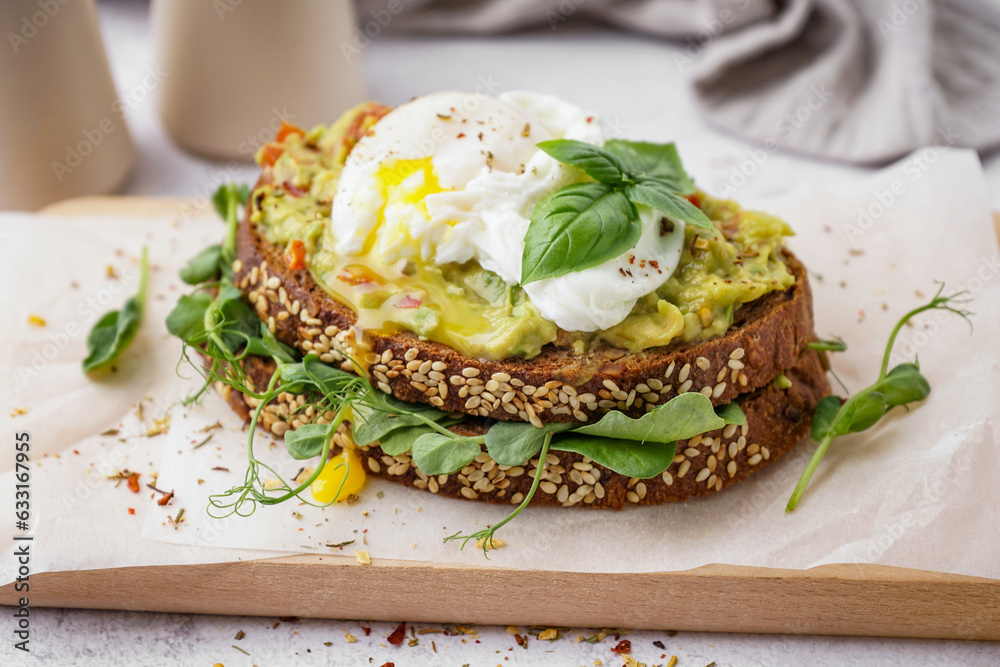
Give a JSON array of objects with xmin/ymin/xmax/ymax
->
[{"xmin": 2, "ymin": 0, "xmax": 1000, "ymax": 211}]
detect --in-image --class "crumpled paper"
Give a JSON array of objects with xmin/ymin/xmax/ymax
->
[{"xmin": 1, "ymin": 148, "xmax": 997, "ymax": 584}]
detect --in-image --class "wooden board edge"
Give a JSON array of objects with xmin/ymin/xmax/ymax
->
[{"xmin": 2, "ymin": 558, "xmax": 998, "ymax": 640}]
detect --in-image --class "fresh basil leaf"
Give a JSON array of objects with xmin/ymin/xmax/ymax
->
[
  {"xmin": 536, "ymin": 139, "xmax": 627, "ymax": 184},
  {"xmin": 166, "ymin": 291, "xmax": 213, "ymax": 341},
  {"xmin": 879, "ymin": 364, "xmax": 931, "ymax": 407},
  {"xmin": 807, "ymin": 337, "xmax": 848, "ymax": 353},
  {"xmin": 485, "ymin": 421, "xmax": 574, "ymax": 466},
  {"xmin": 714, "ymin": 401, "xmax": 747, "ymax": 426},
  {"xmin": 83, "ymin": 248, "xmax": 149, "ymax": 373},
  {"xmin": 573, "ymin": 392, "xmax": 729, "ymax": 444},
  {"xmin": 521, "ymin": 182, "xmax": 639, "ymax": 285},
  {"xmin": 284, "ymin": 423, "xmax": 333, "ymax": 460},
  {"xmin": 810, "ymin": 395, "xmax": 843, "ymax": 442},
  {"xmin": 179, "ymin": 244, "xmax": 223, "ymax": 285},
  {"xmin": 624, "ymin": 179, "xmax": 713, "ymax": 230},
  {"xmin": 411, "ymin": 433, "xmax": 481, "ymax": 475},
  {"xmin": 603, "ymin": 140, "xmax": 694, "ymax": 193},
  {"xmin": 845, "ymin": 391, "xmax": 887, "ymax": 433},
  {"xmin": 552, "ymin": 435, "xmax": 676, "ymax": 479}
]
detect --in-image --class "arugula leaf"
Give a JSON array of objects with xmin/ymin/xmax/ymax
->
[
  {"xmin": 411, "ymin": 433, "xmax": 481, "ymax": 475},
  {"xmin": 179, "ymin": 244, "xmax": 223, "ymax": 285},
  {"xmin": 485, "ymin": 421, "xmax": 573, "ymax": 466},
  {"xmin": 551, "ymin": 435, "xmax": 677, "ymax": 479},
  {"xmin": 624, "ymin": 179, "xmax": 712, "ymax": 230},
  {"xmin": 603, "ymin": 140, "xmax": 694, "ymax": 193},
  {"xmin": 165, "ymin": 292, "xmax": 212, "ymax": 341},
  {"xmin": 573, "ymin": 392, "xmax": 740, "ymax": 443},
  {"xmin": 284, "ymin": 423, "xmax": 333, "ymax": 460},
  {"xmin": 521, "ymin": 182, "xmax": 639, "ymax": 285},
  {"xmin": 787, "ymin": 286, "xmax": 972, "ymax": 511},
  {"xmin": 83, "ymin": 247, "xmax": 149, "ymax": 373},
  {"xmin": 536, "ymin": 139, "xmax": 628, "ymax": 184}
]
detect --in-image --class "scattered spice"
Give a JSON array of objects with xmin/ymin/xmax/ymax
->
[
  {"xmin": 9, "ymin": 407, "xmax": 29, "ymax": 418},
  {"xmin": 127, "ymin": 508, "xmax": 135, "ymax": 515},
  {"xmin": 231, "ymin": 645, "xmax": 249, "ymax": 656},
  {"xmin": 200, "ymin": 421, "xmax": 222, "ymax": 432},
  {"xmin": 344, "ymin": 632, "xmax": 357, "ymax": 643},
  {"xmin": 354, "ymin": 550, "xmax": 371, "ymax": 565},
  {"xmin": 192, "ymin": 434, "xmax": 214, "ymax": 450},
  {"xmin": 157, "ymin": 491, "xmax": 175, "ymax": 507},
  {"xmin": 360, "ymin": 625, "xmax": 371, "ymax": 636},
  {"xmin": 126, "ymin": 473, "xmax": 141, "ymax": 493},
  {"xmin": 387, "ymin": 622, "xmax": 406, "ymax": 646},
  {"xmin": 234, "ymin": 630, "xmax": 245, "ymax": 640},
  {"xmin": 537, "ymin": 629, "xmax": 559, "ymax": 641},
  {"xmin": 167, "ymin": 508, "xmax": 185, "ymax": 529},
  {"xmin": 100, "ymin": 428, "xmax": 119, "ymax": 436},
  {"xmin": 611, "ymin": 639, "xmax": 632, "ymax": 654},
  {"xmin": 27, "ymin": 315, "xmax": 47, "ymax": 327},
  {"xmin": 146, "ymin": 415, "xmax": 170, "ymax": 437},
  {"xmin": 326, "ymin": 540, "xmax": 355, "ymax": 549}
]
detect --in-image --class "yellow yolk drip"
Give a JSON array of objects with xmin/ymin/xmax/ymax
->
[{"xmin": 310, "ymin": 447, "xmax": 366, "ymax": 503}]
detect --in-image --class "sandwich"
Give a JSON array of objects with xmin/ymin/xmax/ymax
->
[{"xmin": 168, "ymin": 91, "xmax": 834, "ymax": 544}]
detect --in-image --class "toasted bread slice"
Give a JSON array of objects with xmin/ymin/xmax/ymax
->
[
  {"xmin": 235, "ymin": 211, "xmax": 817, "ymax": 426},
  {"xmin": 220, "ymin": 347, "xmax": 829, "ymax": 507}
]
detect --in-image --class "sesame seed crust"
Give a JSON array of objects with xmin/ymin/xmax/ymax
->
[
  {"xmin": 222, "ymin": 347, "xmax": 829, "ymax": 508},
  {"xmin": 236, "ymin": 201, "xmax": 818, "ymax": 426}
]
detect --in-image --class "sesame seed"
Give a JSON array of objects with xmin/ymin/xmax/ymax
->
[
  {"xmin": 707, "ymin": 455, "xmax": 717, "ymax": 472},
  {"xmin": 700, "ymin": 386, "xmax": 713, "ymax": 396},
  {"xmin": 626, "ymin": 491, "xmax": 640, "ymax": 503},
  {"xmin": 748, "ymin": 454, "xmax": 763, "ymax": 466},
  {"xmin": 665, "ymin": 362, "xmax": 675, "ymax": 379},
  {"xmin": 462, "ymin": 367, "xmax": 480, "ymax": 378},
  {"xmin": 595, "ymin": 482, "xmax": 606, "ymax": 499},
  {"xmin": 404, "ymin": 348, "xmax": 419, "ymax": 362},
  {"xmin": 762, "ymin": 446, "xmax": 770, "ymax": 460},
  {"xmin": 696, "ymin": 356, "xmax": 710, "ymax": 370},
  {"xmin": 540, "ymin": 481, "xmax": 557, "ymax": 494},
  {"xmin": 573, "ymin": 409, "xmax": 588, "ymax": 422},
  {"xmin": 661, "ymin": 471, "xmax": 673, "ymax": 486},
  {"xmin": 510, "ymin": 492, "xmax": 524, "ymax": 504},
  {"xmin": 485, "ymin": 379, "xmax": 500, "ymax": 392},
  {"xmin": 429, "ymin": 396, "xmax": 444, "ymax": 407},
  {"xmin": 602, "ymin": 379, "xmax": 620, "ymax": 392},
  {"xmin": 418, "ymin": 360, "xmax": 432, "ymax": 375},
  {"xmin": 449, "ymin": 375, "xmax": 466, "ymax": 386},
  {"xmin": 635, "ymin": 482, "xmax": 647, "ymax": 499},
  {"xmin": 738, "ymin": 436, "xmax": 747, "ymax": 450},
  {"xmin": 377, "ymin": 382, "xmax": 392, "ymax": 394},
  {"xmin": 729, "ymin": 441, "xmax": 738, "ymax": 458},
  {"xmin": 460, "ymin": 487, "xmax": 479, "ymax": 499},
  {"xmin": 747, "ymin": 443, "xmax": 760, "ymax": 456},
  {"xmin": 695, "ymin": 467, "xmax": 711, "ymax": 483},
  {"xmin": 731, "ymin": 348, "xmax": 745, "ymax": 360},
  {"xmin": 727, "ymin": 461, "xmax": 738, "ymax": 478},
  {"xmin": 556, "ymin": 484, "xmax": 569, "ymax": 503},
  {"xmin": 367, "ymin": 458, "xmax": 381, "ymax": 473},
  {"xmin": 713, "ymin": 382, "xmax": 727, "ymax": 398},
  {"xmin": 708, "ymin": 474, "xmax": 718, "ymax": 489},
  {"xmin": 723, "ymin": 424, "xmax": 738, "ymax": 438}
]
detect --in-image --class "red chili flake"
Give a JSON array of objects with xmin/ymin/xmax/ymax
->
[
  {"xmin": 379, "ymin": 663, "xmax": 395, "ymax": 667},
  {"xmin": 586, "ymin": 116, "xmax": 594, "ymax": 123},
  {"xmin": 361, "ymin": 625, "xmax": 371, "ymax": 636},
  {"xmin": 628, "ymin": 255, "xmax": 636, "ymax": 264},
  {"xmin": 457, "ymin": 132, "xmax": 466, "ymax": 138},
  {"xmin": 611, "ymin": 639, "xmax": 632, "ymax": 654},
  {"xmin": 127, "ymin": 508, "xmax": 135, "ymax": 515},
  {"xmin": 685, "ymin": 193, "xmax": 701, "ymax": 207},
  {"xmin": 73, "ymin": 450, "xmax": 80, "ymax": 455},
  {"xmin": 126, "ymin": 473, "xmax": 140, "ymax": 493},
  {"xmin": 387, "ymin": 622, "xmax": 406, "ymax": 645},
  {"xmin": 157, "ymin": 491, "xmax": 175, "ymax": 507},
  {"xmin": 649, "ymin": 260, "xmax": 659, "ymax": 269},
  {"xmin": 395, "ymin": 295, "xmax": 421, "ymax": 309}
]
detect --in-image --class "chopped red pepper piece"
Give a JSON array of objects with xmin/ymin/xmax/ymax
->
[
  {"xmin": 157, "ymin": 491, "xmax": 174, "ymax": 507},
  {"xmin": 126, "ymin": 473, "xmax": 140, "ymax": 494},
  {"xmin": 127, "ymin": 508, "xmax": 135, "ymax": 515},
  {"xmin": 386, "ymin": 622, "xmax": 406, "ymax": 646},
  {"xmin": 286, "ymin": 240, "xmax": 307, "ymax": 271},
  {"xmin": 611, "ymin": 639, "xmax": 632, "ymax": 654},
  {"xmin": 260, "ymin": 143, "xmax": 284, "ymax": 167},
  {"xmin": 275, "ymin": 120, "xmax": 305, "ymax": 143},
  {"xmin": 685, "ymin": 192, "xmax": 701, "ymax": 207},
  {"xmin": 395, "ymin": 295, "xmax": 421, "ymax": 309}
]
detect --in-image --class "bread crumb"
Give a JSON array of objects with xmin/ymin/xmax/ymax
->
[
  {"xmin": 506, "ymin": 626, "xmax": 519, "ymax": 635},
  {"xmin": 9, "ymin": 407, "xmax": 29, "ymax": 418},
  {"xmin": 354, "ymin": 550, "xmax": 371, "ymax": 565},
  {"xmin": 538, "ymin": 628, "xmax": 559, "ymax": 641},
  {"xmin": 344, "ymin": 632, "xmax": 357, "ymax": 643},
  {"xmin": 476, "ymin": 537, "xmax": 506, "ymax": 551}
]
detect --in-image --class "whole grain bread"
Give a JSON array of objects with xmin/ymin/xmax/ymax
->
[
  {"xmin": 220, "ymin": 347, "xmax": 828, "ymax": 508},
  {"xmin": 234, "ymin": 208, "xmax": 817, "ymax": 426}
]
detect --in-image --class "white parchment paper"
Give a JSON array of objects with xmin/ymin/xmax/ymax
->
[{"xmin": 1, "ymin": 148, "xmax": 997, "ymax": 584}]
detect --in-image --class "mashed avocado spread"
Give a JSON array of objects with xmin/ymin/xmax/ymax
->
[{"xmin": 250, "ymin": 104, "xmax": 795, "ymax": 361}]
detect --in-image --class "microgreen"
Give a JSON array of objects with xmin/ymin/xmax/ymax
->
[
  {"xmin": 785, "ymin": 286, "xmax": 973, "ymax": 511},
  {"xmin": 522, "ymin": 139, "xmax": 712, "ymax": 284},
  {"xmin": 83, "ymin": 246, "xmax": 149, "ymax": 373}
]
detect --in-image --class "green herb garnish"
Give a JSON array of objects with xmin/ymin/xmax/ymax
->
[
  {"xmin": 521, "ymin": 139, "xmax": 712, "ymax": 285},
  {"xmin": 83, "ymin": 246, "xmax": 149, "ymax": 373},
  {"xmin": 786, "ymin": 286, "xmax": 972, "ymax": 510}
]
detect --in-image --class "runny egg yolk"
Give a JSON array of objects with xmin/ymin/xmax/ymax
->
[
  {"xmin": 361, "ymin": 156, "xmax": 451, "ymax": 257},
  {"xmin": 310, "ymin": 447, "xmax": 366, "ymax": 503}
]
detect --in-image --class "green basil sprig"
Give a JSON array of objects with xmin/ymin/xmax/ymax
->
[
  {"xmin": 521, "ymin": 139, "xmax": 713, "ymax": 285},
  {"xmin": 785, "ymin": 286, "xmax": 972, "ymax": 511},
  {"xmin": 82, "ymin": 246, "xmax": 149, "ymax": 373}
]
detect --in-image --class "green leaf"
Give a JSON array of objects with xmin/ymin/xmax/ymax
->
[
  {"xmin": 603, "ymin": 140, "xmax": 694, "ymax": 193},
  {"xmin": 810, "ymin": 395, "xmax": 843, "ymax": 442},
  {"xmin": 844, "ymin": 391, "xmax": 887, "ymax": 434},
  {"xmin": 179, "ymin": 244, "xmax": 223, "ymax": 285},
  {"xmin": 83, "ymin": 247, "xmax": 149, "ymax": 373},
  {"xmin": 552, "ymin": 435, "xmax": 677, "ymax": 479},
  {"xmin": 573, "ymin": 392, "xmax": 730, "ymax": 444},
  {"xmin": 213, "ymin": 184, "xmax": 250, "ymax": 221},
  {"xmin": 411, "ymin": 433, "xmax": 481, "ymax": 475},
  {"xmin": 259, "ymin": 323, "xmax": 298, "ymax": 364},
  {"xmin": 714, "ymin": 401, "xmax": 747, "ymax": 426},
  {"xmin": 377, "ymin": 424, "xmax": 437, "ymax": 456},
  {"xmin": 879, "ymin": 364, "xmax": 931, "ymax": 407},
  {"xmin": 284, "ymin": 423, "xmax": 333, "ymax": 460},
  {"xmin": 165, "ymin": 292, "xmax": 213, "ymax": 341},
  {"xmin": 485, "ymin": 421, "xmax": 574, "ymax": 466},
  {"xmin": 624, "ymin": 179, "xmax": 713, "ymax": 230},
  {"xmin": 352, "ymin": 393, "xmax": 449, "ymax": 447},
  {"xmin": 536, "ymin": 139, "xmax": 628, "ymax": 184},
  {"xmin": 521, "ymin": 183, "xmax": 639, "ymax": 285}
]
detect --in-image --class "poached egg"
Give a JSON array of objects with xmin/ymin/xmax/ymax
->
[{"xmin": 328, "ymin": 91, "xmax": 686, "ymax": 332}]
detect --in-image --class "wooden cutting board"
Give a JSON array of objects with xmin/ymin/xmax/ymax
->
[{"xmin": 3, "ymin": 197, "xmax": 999, "ymax": 641}]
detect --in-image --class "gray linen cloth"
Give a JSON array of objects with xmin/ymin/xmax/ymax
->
[{"xmin": 356, "ymin": 0, "xmax": 1000, "ymax": 164}]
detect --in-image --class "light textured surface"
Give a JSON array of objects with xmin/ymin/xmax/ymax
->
[{"xmin": 3, "ymin": 0, "xmax": 999, "ymax": 664}]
